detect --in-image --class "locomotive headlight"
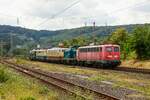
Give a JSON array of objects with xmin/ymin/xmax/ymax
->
[
  {"xmin": 107, "ymin": 55, "xmax": 113, "ymax": 58},
  {"xmin": 114, "ymin": 55, "xmax": 118, "ymax": 58}
]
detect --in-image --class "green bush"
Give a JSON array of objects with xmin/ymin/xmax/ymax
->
[
  {"xmin": 127, "ymin": 51, "xmax": 137, "ymax": 60},
  {"xmin": 0, "ymin": 69, "xmax": 9, "ymax": 83},
  {"xmin": 20, "ymin": 96, "xmax": 36, "ymax": 100}
]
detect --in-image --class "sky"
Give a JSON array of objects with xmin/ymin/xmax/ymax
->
[{"xmin": 0, "ymin": 0, "xmax": 150, "ymax": 30}]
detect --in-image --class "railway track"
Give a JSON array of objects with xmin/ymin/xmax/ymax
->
[
  {"xmin": 64, "ymin": 63, "xmax": 150, "ymax": 75},
  {"xmin": 0, "ymin": 60, "xmax": 119, "ymax": 100},
  {"xmin": 114, "ymin": 67, "xmax": 150, "ymax": 74},
  {"xmin": 78, "ymin": 65, "xmax": 150, "ymax": 75},
  {"xmin": 64, "ymin": 64, "xmax": 150, "ymax": 75},
  {"xmin": 2, "ymin": 57, "xmax": 150, "ymax": 75},
  {"xmin": 41, "ymin": 61, "xmax": 150, "ymax": 75}
]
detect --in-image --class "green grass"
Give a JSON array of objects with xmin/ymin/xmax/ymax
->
[
  {"xmin": 11, "ymin": 58, "xmax": 150, "ymax": 98},
  {"xmin": 0, "ymin": 64, "xmax": 66, "ymax": 100}
]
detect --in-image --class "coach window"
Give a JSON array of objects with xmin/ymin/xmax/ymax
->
[
  {"xmin": 93, "ymin": 48, "xmax": 96, "ymax": 52},
  {"xmin": 84, "ymin": 48, "xmax": 86, "ymax": 52},
  {"xmin": 100, "ymin": 47, "xmax": 102, "ymax": 52},
  {"xmin": 91, "ymin": 48, "xmax": 93, "ymax": 52},
  {"xmin": 83, "ymin": 48, "xmax": 85, "ymax": 52},
  {"xmin": 90, "ymin": 48, "xmax": 94, "ymax": 52},
  {"xmin": 90, "ymin": 48, "xmax": 92, "ymax": 52},
  {"xmin": 89, "ymin": 48, "xmax": 91, "ymax": 52},
  {"xmin": 81, "ymin": 49, "xmax": 83, "ymax": 52},
  {"xmin": 82, "ymin": 49, "xmax": 85, "ymax": 52},
  {"xmin": 82, "ymin": 49, "xmax": 84, "ymax": 52},
  {"xmin": 87, "ymin": 48, "xmax": 90, "ymax": 52},
  {"xmin": 96, "ymin": 48, "xmax": 99, "ymax": 52},
  {"xmin": 91, "ymin": 48, "xmax": 94, "ymax": 52},
  {"xmin": 81, "ymin": 48, "xmax": 85, "ymax": 52}
]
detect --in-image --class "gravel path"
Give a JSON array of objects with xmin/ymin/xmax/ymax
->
[{"xmin": 35, "ymin": 69, "xmax": 147, "ymax": 100}]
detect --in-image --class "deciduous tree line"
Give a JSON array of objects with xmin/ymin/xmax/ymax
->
[{"xmin": 63, "ymin": 24, "xmax": 150, "ymax": 60}]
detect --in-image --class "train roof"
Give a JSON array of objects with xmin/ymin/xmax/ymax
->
[
  {"xmin": 78, "ymin": 44, "xmax": 120, "ymax": 49},
  {"xmin": 47, "ymin": 47, "xmax": 68, "ymax": 51},
  {"xmin": 30, "ymin": 49, "xmax": 46, "ymax": 53},
  {"xmin": 30, "ymin": 49, "xmax": 47, "ymax": 52},
  {"xmin": 30, "ymin": 47, "xmax": 68, "ymax": 52}
]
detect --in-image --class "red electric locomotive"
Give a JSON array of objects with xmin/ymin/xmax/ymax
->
[{"xmin": 77, "ymin": 44, "xmax": 121, "ymax": 68}]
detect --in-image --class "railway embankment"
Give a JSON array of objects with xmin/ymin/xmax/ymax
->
[
  {"xmin": 0, "ymin": 63, "xmax": 67, "ymax": 100},
  {"xmin": 1, "ymin": 58, "xmax": 94, "ymax": 100},
  {"xmin": 5, "ymin": 58, "xmax": 150, "ymax": 99}
]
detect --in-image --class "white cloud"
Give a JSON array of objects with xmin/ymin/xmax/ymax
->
[{"xmin": 0, "ymin": 0, "xmax": 149, "ymax": 30}]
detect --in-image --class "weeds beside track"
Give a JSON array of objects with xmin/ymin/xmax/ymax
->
[{"xmin": 0, "ymin": 60, "xmax": 119, "ymax": 100}]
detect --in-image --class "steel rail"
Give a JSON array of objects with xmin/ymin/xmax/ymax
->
[
  {"xmin": 0, "ymin": 60, "xmax": 88, "ymax": 99},
  {"xmin": 0, "ymin": 60, "xmax": 119, "ymax": 100},
  {"xmin": 114, "ymin": 67, "xmax": 150, "ymax": 74}
]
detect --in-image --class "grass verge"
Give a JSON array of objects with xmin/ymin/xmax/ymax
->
[
  {"xmin": 10, "ymin": 58, "xmax": 150, "ymax": 98},
  {"xmin": 0, "ymin": 63, "xmax": 78, "ymax": 100}
]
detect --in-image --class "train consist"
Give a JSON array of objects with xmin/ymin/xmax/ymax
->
[{"xmin": 29, "ymin": 44, "xmax": 121, "ymax": 68}]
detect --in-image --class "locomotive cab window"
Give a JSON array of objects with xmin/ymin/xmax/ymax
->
[
  {"xmin": 106, "ymin": 47, "xmax": 112, "ymax": 52},
  {"xmin": 114, "ymin": 47, "xmax": 119, "ymax": 52}
]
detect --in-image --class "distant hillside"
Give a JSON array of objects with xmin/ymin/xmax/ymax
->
[
  {"xmin": 0, "ymin": 24, "xmax": 145, "ymax": 49},
  {"xmin": 0, "ymin": 25, "xmax": 57, "ymax": 40}
]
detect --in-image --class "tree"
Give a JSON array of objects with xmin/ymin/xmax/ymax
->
[
  {"xmin": 63, "ymin": 36, "xmax": 88, "ymax": 47},
  {"xmin": 131, "ymin": 25, "xmax": 150, "ymax": 59},
  {"xmin": 108, "ymin": 28, "xmax": 128, "ymax": 59},
  {"xmin": 108, "ymin": 28, "xmax": 128, "ymax": 44}
]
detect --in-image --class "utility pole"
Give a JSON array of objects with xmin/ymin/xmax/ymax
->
[
  {"xmin": 93, "ymin": 21, "xmax": 96, "ymax": 45},
  {"xmin": 84, "ymin": 22, "xmax": 87, "ymax": 27},
  {"xmin": 17, "ymin": 17, "xmax": 20, "ymax": 25},
  {"xmin": 10, "ymin": 33, "xmax": 14, "ymax": 57},
  {"xmin": 105, "ymin": 21, "xmax": 108, "ymax": 34},
  {"xmin": 93, "ymin": 21, "xmax": 96, "ymax": 31}
]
